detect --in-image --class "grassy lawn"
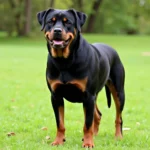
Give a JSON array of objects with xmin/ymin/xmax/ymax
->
[{"xmin": 0, "ymin": 35, "xmax": 150, "ymax": 150}]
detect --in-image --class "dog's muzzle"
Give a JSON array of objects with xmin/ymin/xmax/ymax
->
[{"xmin": 46, "ymin": 28, "xmax": 71, "ymax": 49}]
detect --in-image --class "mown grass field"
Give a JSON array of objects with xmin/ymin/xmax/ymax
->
[{"xmin": 0, "ymin": 35, "xmax": 150, "ymax": 150}]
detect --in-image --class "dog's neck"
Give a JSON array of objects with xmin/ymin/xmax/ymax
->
[
  {"xmin": 46, "ymin": 44, "xmax": 76, "ymax": 71},
  {"xmin": 46, "ymin": 33, "xmax": 89, "ymax": 71},
  {"xmin": 46, "ymin": 32, "xmax": 80, "ymax": 66}
]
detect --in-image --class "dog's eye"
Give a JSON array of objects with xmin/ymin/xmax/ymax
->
[
  {"xmin": 63, "ymin": 18, "xmax": 67, "ymax": 22},
  {"xmin": 47, "ymin": 17, "xmax": 56, "ymax": 26},
  {"xmin": 50, "ymin": 17, "xmax": 56, "ymax": 24},
  {"xmin": 52, "ymin": 17, "xmax": 56, "ymax": 22},
  {"xmin": 63, "ymin": 18, "xmax": 72, "ymax": 26}
]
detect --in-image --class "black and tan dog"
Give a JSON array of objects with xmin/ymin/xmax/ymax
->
[{"xmin": 37, "ymin": 8, "xmax": 125, "ymax": 148}]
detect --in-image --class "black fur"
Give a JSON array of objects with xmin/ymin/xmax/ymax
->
[{"xmin": 37, "ymin": 8, "xmax": 125, "ymax": 147}]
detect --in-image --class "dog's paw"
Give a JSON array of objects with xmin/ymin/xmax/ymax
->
[
  {"xmin": 82, "ymin": 140, "xmax": 94, "ymax": 148},
  {"xmin": 51, "ymin": 138, "xmax": 66, "ymax": 146}
]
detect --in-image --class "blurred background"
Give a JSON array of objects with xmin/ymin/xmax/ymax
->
[{"xmin": 0, "ymin": 0, "xmax": 150, "ymax": 37}]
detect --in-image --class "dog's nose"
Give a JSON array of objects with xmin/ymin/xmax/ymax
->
[{"xmin": 54, "ymin": 28, "xmax": 62, "ymax": 34}]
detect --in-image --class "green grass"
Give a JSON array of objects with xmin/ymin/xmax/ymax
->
[{"xmin": 0, "ymin": 35, "xmax": 150, "ymax": 150}]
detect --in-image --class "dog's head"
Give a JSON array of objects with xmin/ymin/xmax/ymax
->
[{"xmin": 37, "ymin": 9, "xmax": 87, "ymax": 58}]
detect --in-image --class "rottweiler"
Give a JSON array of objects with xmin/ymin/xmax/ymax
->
[{"xmin": 37, "ymin": 8, "xmax": 125, "ymax": 148}]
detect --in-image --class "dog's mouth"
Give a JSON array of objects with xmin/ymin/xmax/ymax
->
[
  {"xmin": 45, "ymin": 31, "xmax": 75, "ymax": 58},
  {"xmin": 49, "ymin": 37, "xmax": 71, "ymax": 49}
]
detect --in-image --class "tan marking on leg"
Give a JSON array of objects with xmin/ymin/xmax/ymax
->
[
  {"xmin": 107, "ymin": 82, "xmax": 123, "ymax": 139},
  {"xmin": 82, "ymin": 108, "xmax": 94, "ymax": 148},
  {"xmin": 94, "ymin": 104, "xmax": 101, "ymax": 135},
  {"xmin": 52, "ymin": 106, "xmax": 66, "ymax": 146}
]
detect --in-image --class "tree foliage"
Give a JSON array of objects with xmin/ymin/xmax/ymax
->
[{"xmin": 0, "ymin": 0, "xmax": 150, "ymax": 36}]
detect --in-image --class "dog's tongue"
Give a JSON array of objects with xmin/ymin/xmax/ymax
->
[{"xmin": 53, "ymin": 40, "xmax": 63, "ymax": 45}]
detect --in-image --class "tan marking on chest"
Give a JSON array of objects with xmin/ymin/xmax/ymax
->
[
  {"xmin": 67, "ymin": 77, "xmax": 88, "ymax": 92},
  {"xmin": 47, "ymin": 78, "xmax": 63, "ymax": 91},
  {"xmin": 47, "ymin": 77, "xmax": 88, "ymax": 92}
]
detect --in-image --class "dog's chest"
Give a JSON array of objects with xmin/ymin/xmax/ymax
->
[{"xmin": 47, "ymin": 71, "xmax": 88, "ymax": 93}]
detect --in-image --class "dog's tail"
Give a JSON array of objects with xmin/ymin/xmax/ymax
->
[{"xmin": 105, "ymin": 86, "xmax": 111, "ymax": 108}]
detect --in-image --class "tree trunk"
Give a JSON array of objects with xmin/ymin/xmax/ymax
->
[
  {"xmin": 15, "ymin": 13, "xmax": 23, "ymax": 36},
  {"xmin": 24, "ymin": 0, "xmax": 31, "ymax": 36},
  {"xmin": 78, "ymin": 0, "xmax": 83, "ymax": 11},
  {"xmin": 50, "ymin": 0, "xmax": 54, "ymax": 7},
  {"xmin": 8, "ymin": 0, "xmax": 23, "ymax": 35},
  {"xmin": 8, "ymin": 0, "xmax": 27, "ymax": 36},
  {"xmin": 71, "ymin": 0, "xmax": 83, "ymax": 11},
  {"xmin": 85, "ymin": 0, "xmax": 103, "ymax": 33}
]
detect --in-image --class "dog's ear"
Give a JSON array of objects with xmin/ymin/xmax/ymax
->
[
  {"xmin": 37, "ymin": 8, "xmax": 54, "ymax": 31},
  {"xmin": 68, "ymin": 9, "xmax": 87, "ymax": 32}
]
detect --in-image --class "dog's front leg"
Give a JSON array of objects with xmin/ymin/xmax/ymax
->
[
  {"xmin": 51, "ymin": 94, "xmax": 66, "ymax": 146},
  {"xmin": 82, "ymin": 93, "xmax": 95, "ymax": 148}
]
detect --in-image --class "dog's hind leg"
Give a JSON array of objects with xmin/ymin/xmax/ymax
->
[
  {"xmin": 107, "ymin": 63, "xmax": 125, "ymax": 138},
  {"xmin": 93, "ymin": 95, "xmax": 102, "ymax": 136}
]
